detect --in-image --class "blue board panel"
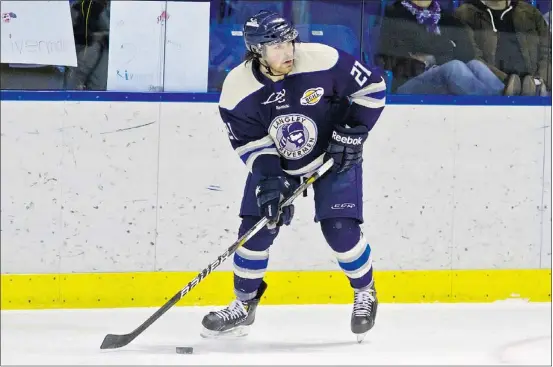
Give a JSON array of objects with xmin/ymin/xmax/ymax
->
[{"xmin": 1, "ymin": 90, "xmax": 551, "ymax": 106}]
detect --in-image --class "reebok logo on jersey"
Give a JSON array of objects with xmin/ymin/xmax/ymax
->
[
  {"xmin": 300, "ymin": 87, "xmax": 324, "ymax": 106},
  {"xmin": 331, "ymin": 131, "xmax": 364, "ymax": 146}
]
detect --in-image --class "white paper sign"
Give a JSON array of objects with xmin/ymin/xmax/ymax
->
[
  {"xmin": 163, "ymin": 1, "xmax": 210, "ymax": 92},
  {"xmin": 106, "ymin": 1, "xmax": 167, "ymax": 92},
  {"xmin": 0, "ymin": 1, "xmax": 77, "ymax": 66}
]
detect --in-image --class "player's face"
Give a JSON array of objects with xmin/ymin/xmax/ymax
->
[{"xmin": 263, "ymin": 41, "xmax": 295, "ymax": 74}]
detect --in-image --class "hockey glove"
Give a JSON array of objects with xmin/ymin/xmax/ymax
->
[
  {"xmin": 256, "ymin": 176, "xmax": 297, "ymax": 233},
  {"xmin": 325, "ymin": 125, "xmax": 368, "ymax": 173}
]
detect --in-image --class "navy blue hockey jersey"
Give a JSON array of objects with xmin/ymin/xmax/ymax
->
[{"xmin": 218, "ymin": 43, "xmax": 386, "ymax": 178}]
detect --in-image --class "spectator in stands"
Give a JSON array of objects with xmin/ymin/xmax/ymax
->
[
  {"xmin": 65, "ymin": 0, "xmax": 110, "ymax": 90},
  {"xmin": 375, "ymin": 0, "xmax": 521, "ymax": 95},
  {"xmin": 455, "ymin": 0, "xmax": 551, "ymax": 96}
]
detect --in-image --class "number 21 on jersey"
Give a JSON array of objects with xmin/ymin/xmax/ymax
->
[{"xmin": 350, "ymin": 60, "xmax": 372, "ymax": 87}]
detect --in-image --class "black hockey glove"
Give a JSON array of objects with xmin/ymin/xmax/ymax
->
[
  {"xmin": 256, "ymin": 176, "xmax": 297, "ymax": 233},
  {"xmin": 325, "ymin": 125, "xmax": 368, "ymax": 173}
]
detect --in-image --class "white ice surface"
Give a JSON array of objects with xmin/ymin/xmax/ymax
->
[{"xmin": 1, "ymin": 302, "xmax": 551, "ymax": 365}]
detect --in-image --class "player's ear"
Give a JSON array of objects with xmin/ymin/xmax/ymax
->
[{"xmin": 260, "ymin": 45, "xmax": 268, "ymax": 58}]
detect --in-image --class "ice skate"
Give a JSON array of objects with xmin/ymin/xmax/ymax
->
[
  {"xmin": 351, "ymin": 282, "xmax": 378, "ymax": 343},
  {"xmin": 200, "ymin": 281, "xmax": 267, "ymax": 338}
]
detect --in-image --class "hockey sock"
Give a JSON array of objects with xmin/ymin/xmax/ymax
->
[
  {"xmin": 320, "ymin": 218, "xmax": 373, "ymax": 289},
  {"xmin": 233, "ymin": 216, "xmax": 278, "ymax": 300}
]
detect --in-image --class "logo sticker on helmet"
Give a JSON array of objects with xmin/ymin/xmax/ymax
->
[{"xmin": 246, "ymin": 18, "xmax": 259, "ymax": 28}]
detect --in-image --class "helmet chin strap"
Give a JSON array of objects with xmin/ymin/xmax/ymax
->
[{"xmin": 259, "ymin": 59, "xmax": 288, "ymax": 77}]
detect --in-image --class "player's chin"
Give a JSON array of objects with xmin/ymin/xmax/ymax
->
[{"xmin": 280, "ymin": 61, "xmax": 294, "ymax": 72}]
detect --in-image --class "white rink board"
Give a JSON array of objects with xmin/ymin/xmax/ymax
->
[{"xmin": 1, "ymin": 101, "xmax": 551, "ymax": 274}]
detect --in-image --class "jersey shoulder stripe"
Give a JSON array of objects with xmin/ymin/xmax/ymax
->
[
  {"xmin": 289, "ymin": 43, "xmax": 339, "ymax": 76},
  {"xmin": 219, "ymin": 61, "xmax": 264, "ymax": 111}
]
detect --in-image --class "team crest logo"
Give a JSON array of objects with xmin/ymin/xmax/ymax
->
[
  {"xmin": 269, "ymin": 114, "xmax": 318, "ymax": 160},
  {"xmin": 300, "ymin": 87, "xmax": 324, "ymax": 106}
]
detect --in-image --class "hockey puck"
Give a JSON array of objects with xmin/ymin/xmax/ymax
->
[{"xmin": 176, "ymin": 346, "xmax": 194, "ymax": 354}]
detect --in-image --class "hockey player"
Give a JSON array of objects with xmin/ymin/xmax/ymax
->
[{"xmin": 201, "ymin": 10, "xmax": 386, "ymax": 342}]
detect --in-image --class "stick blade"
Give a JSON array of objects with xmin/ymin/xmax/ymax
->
[{"xmin": 100, "ymin": 333, "xmax": 135, "ymax": 349}]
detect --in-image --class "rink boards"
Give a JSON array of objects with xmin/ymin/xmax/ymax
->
[
  {"xmin": 1, "ymin": 269, "xmax": 551, "ymax": 310},
  {"xmin": 0, "ymin": 95, "xmax": 551, "ymax": 310}
]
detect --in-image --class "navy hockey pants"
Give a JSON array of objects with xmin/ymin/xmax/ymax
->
[{"xmin": 233, "ymin": 164, "xmax": 374, "ymax": 301}]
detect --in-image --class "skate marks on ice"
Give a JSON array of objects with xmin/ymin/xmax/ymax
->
[
  {"xmin": 1, "ymin": 303, "xmax": 551, "ymax": 365},
  {"xmin": 495, "ymin": 335, "xmax": 552, "ymax": 365}
]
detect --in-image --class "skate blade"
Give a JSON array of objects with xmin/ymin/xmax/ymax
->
[
  {"xmin": 200, "ymin": 325, "xmax": 250, "ymax": 339},
  {"xmin": 356, "ymin": 332, "xmax": 367, "ymax": 344}
]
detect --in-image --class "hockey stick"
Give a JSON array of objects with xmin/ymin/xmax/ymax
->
[{"xmin": 99, "ymin": 158, "xmax": 334, "ymax": 349}]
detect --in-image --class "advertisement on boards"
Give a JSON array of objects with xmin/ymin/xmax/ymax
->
[{"xmin": 0, "ymin": 1, "xmax": 77, "ymax": 67}]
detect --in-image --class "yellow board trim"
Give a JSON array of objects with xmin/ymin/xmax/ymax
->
[{"xmin": 1, "ymin": 269, "xmax": 550, "ymax": 310}]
